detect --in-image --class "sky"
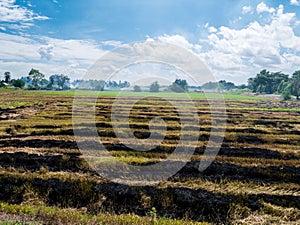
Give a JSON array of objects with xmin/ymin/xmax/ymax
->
[{"xmin": 1, "ymin": 0, "xmax": 300, "ymax": 84}]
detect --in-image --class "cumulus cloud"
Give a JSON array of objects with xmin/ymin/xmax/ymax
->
[
  {"xmin": 0, "ymin": 0, "xmax": 49, "ymax": 30},
  {"xmin": 157, "ymin": 34, "xmax": 194, "ymax": 49},
  {"xmin": 200, "ymin": 3, "xmax": 300, "ymax": 82},
  {"xmin": 256, "ymin": 2, "xmax": 275, "ymax": 14},
  {"xmin": 101, "ymin": 40, "xmax": 122, "ymax": 47},
  {"xmin": 208, "ymin": 26, "xmax": 218, "ymax": 33},
  {"xmin": 290, "ymin": 0, "xmax": 300, "ymax": 6},
  {"xmin": 151, "ymin": 3, "xmax": 300, "ymax": 82},
  {"xmin": 0, "ymin": 32, "xmax": 106, "ymax": 79},
  {"xmin": 155, "ymin": 2, "xmax": 300, "ymax": 81},
  {"xmin": 157, "ymin": 34, "xmax": 202, "ymax": 53},
  {"xmin": 42, "ymin": 38, "xmax": 106, "ymax": 65},
  {"xmin": 242, "ymin": 6, "xmax": 253, "ymax": 14},
  {"xmin": 1, "ymin": 2, "xmax": 300, "ymax": 84}
]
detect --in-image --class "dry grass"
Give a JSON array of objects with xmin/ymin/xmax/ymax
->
[{"xmin": 0, "ymin": 89, "xmax": 299, "ymax": 224}]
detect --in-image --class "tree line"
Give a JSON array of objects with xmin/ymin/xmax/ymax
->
[
  {"xmin": 0, "ymin": 69, "xmax": 130, "ymax": 91},
  {"xmin": 1, "ymin": 68, "xmax": 299, "ymax": 100},
  {"xmin": 134, "ymin": 79, "xmax": 188, "ymax": 93},
  {"xmin": 0, "ymin": 69, "xmax": 70, "ymax": 90},
  {"xmin": 248, "ymin": 69, "xmax": 300, "ymax": 100},
  {"xmin": 186, "ymin": 69, "xmax": 300, "ymax": 100},
  {"xmin": 0, "ymin": 68, "xmax": 189, "ymax": 93}
]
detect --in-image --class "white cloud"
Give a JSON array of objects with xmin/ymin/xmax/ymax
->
[
  {"xmin": 0, "ymin": 0, "xmax": 48, "ymax": 30},
  {"xmin": 42, "ymin": 37, "xmax": 105, "ymax": 65},
  {"xmin": 208, "ymin": 26, "xmax": 218, "ymax": 33},
  {"xmin": 157, "ymin": 34, "xmax": 195, "ymax": 50},
  {"xmin": 38, "ymin": 44, "xmax": 54, "ymax": 60},
  {"xmin": 141, "ymin": 4, "xmax": 300, "ymax": 83},
  {"xmin": 156, "ymin": 34, "xmax": 202, "ymax": 54},
  {"xmin": 1, "ymin": 2, "xmax": 300, "ymax": 84},
  {"xmin": 201, "ymin": 4, "xmax": 300, "ymax": 82},
  {"xmin": 242, "ymin": 6, "xmax": 253, "ymax": 14},
  {"xmin": 161, "ymin": 3, "xmax": 300, "ymax": 82},
  {"xmin": 101, "ymin": 40, "xmax": 122, "ymax": 47},
  {"xmin": 291, "ymin": 0, "xmax": 300, "ymax": 6},
  {"xmin": 256, "ymin": 2, "xmax": 275, "ymax": 14},
  {"xmin": 0, "ymin": 32, "xmax": 106, "ymax": 80}
]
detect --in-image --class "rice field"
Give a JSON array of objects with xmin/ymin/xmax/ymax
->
[{"xmin": 0, "ymin": 89, "xmax": 299, "ymax": 224}]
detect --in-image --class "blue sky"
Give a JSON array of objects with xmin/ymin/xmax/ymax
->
[{"xmin": 1, "ymin": 0, "xmax": 300, "ymax": 84}]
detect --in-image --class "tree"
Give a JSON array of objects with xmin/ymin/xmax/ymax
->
[
  {"xmin": 11, "ymin": 79, "xmax": 25, "ymax": 88},
  {"xmin": 149, "ymin": 81, "xmax": 160, "ymax": 92},
  {"xmin": 248, "ymin": 70, "xmax": 289, "ymax": 94},
  {"xmin": 218, "ymin": 80, "xmax": 236, "ymax": 91},
  {"xmin": 291, "ymin": 70, "xmax": 300, "ymax": 100},
  {"xmin": 95, "ymin": 84, "xmax": 104, "ymax": 91},
  {"xmin": 271, "ymin": 72, "xmax": 289, "ymax": 94},
  {"xmin": 201, "ymin": 81, "xmax": 219, "ymax": 90},
  {"xmin": 58, "ymin": 75, "xmax": 70, "ymax": 90},
  {"xmin": 48, "ymin": 75, "xmax": 55, "ymax": 89},
  {"xmin": 118, "ymin": 80, "xmax": 130, "ymax": 88},
  {"xmin": 170, "ymin": 79, "xmax": 188, "ymax": 92},
  {"xmin": 237, "ymin": 84, "xmax": 248, "ymax": 89},
  {"xmin": 277, "ymin": 80, "xmax": 290, "ymax": 94},
  {"xmin": 282, "ymin": 84, "xmax": 292, "ymax": 100},
  {"xmin": 4, "ymin": 72, "xmax": 11, "ymax": 83},
  {"xmin": 133, "ymin": 85, "xmax": 142, "ymax": 92},
  {"xmin": 47, "ymin": 74, "xmax": 70, "ymax": 90},
  {"xmin": 27, "ymin": 69, "xmax": 45, "ymax": 89}
]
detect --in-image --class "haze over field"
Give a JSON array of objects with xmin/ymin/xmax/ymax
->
[{"xmin": 1, "ymin": 0, "xmax": 300, "ymax": 83}]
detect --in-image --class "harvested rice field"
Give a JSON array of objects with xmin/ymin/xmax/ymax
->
[{"xmin": 0, "ymin": 89, "xmax": 299, "ymax": 224}]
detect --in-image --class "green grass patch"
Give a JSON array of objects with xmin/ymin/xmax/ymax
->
[
  {"xmin": 29, "ymin": 90, "xmax": 265, "ymax": 100},
  {"xmin": 0, "ymin": 202, "xmax": 208, "ymax": 225}
]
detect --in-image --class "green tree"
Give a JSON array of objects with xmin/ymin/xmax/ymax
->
[
  {"xmin": 248, "ymin": 70, "xmax": 289, "ymax": 94},
  {"xmin": 133, "ymin": 85, "xmax": 142, "ymax": 92},
  {"xmin": 95, "ymin": 83, "xmax": 105, "ymax": 91},
  {"xmin": 218, "ymin": 80, "xmax": 236, "ymax": 91},
  {"xmin": 4, "ymin": 72, "xmax": 11, "ymax": 83},
  {"xmin": 281, "ymin": 84, "xmax": 292, "ymax": 100},
  {"xmin": 58, "ymin": 75, "xmax": 70, "ymax": 90},
  {"xmin": 170, "ymin": 79, "xmax": 188, "ymax": 92},
  {"xmin": 47, "ymin": 75, "xmax": 55, "ymax": 89},
  {"xmin": 11, "ymin": 79, "xmax": 25, "ymax": 88},
  {"xmin": 201, "ymin": 81, "xmax": 219, "ymax": 90},
  {"xmin": 271, "ymin": 72, "xmax": 289, "ymax": 94},
  {"xmin": 27, "ymin": 69, "xmax": 45, "ymax": 89},
  {"xmin": 149, "ymin": 81, "xmax": 160, "ymax": 92},
  {"xmin": 277, "ymin": 80, "xmax": 290, "ymax": 94},
  {"xmin": 48, "ymin": 74, "xmax": 70, "ymax": 90},
  {"xmin": 291, "ymin": 70, "xmax": 300, "ymax": 100},
  {"xmin": 237, "ymin": 84, "xmax": 247, "ymax": 89}
]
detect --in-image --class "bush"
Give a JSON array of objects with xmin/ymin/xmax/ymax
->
[{"xmin": 282, "ymin": 90, "xmax": 291, "ymax": 100}]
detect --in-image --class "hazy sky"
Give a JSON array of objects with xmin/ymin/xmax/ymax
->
[{"xmin": 1, "ymin": 0, "xmax": 300, "ymax": 84}]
